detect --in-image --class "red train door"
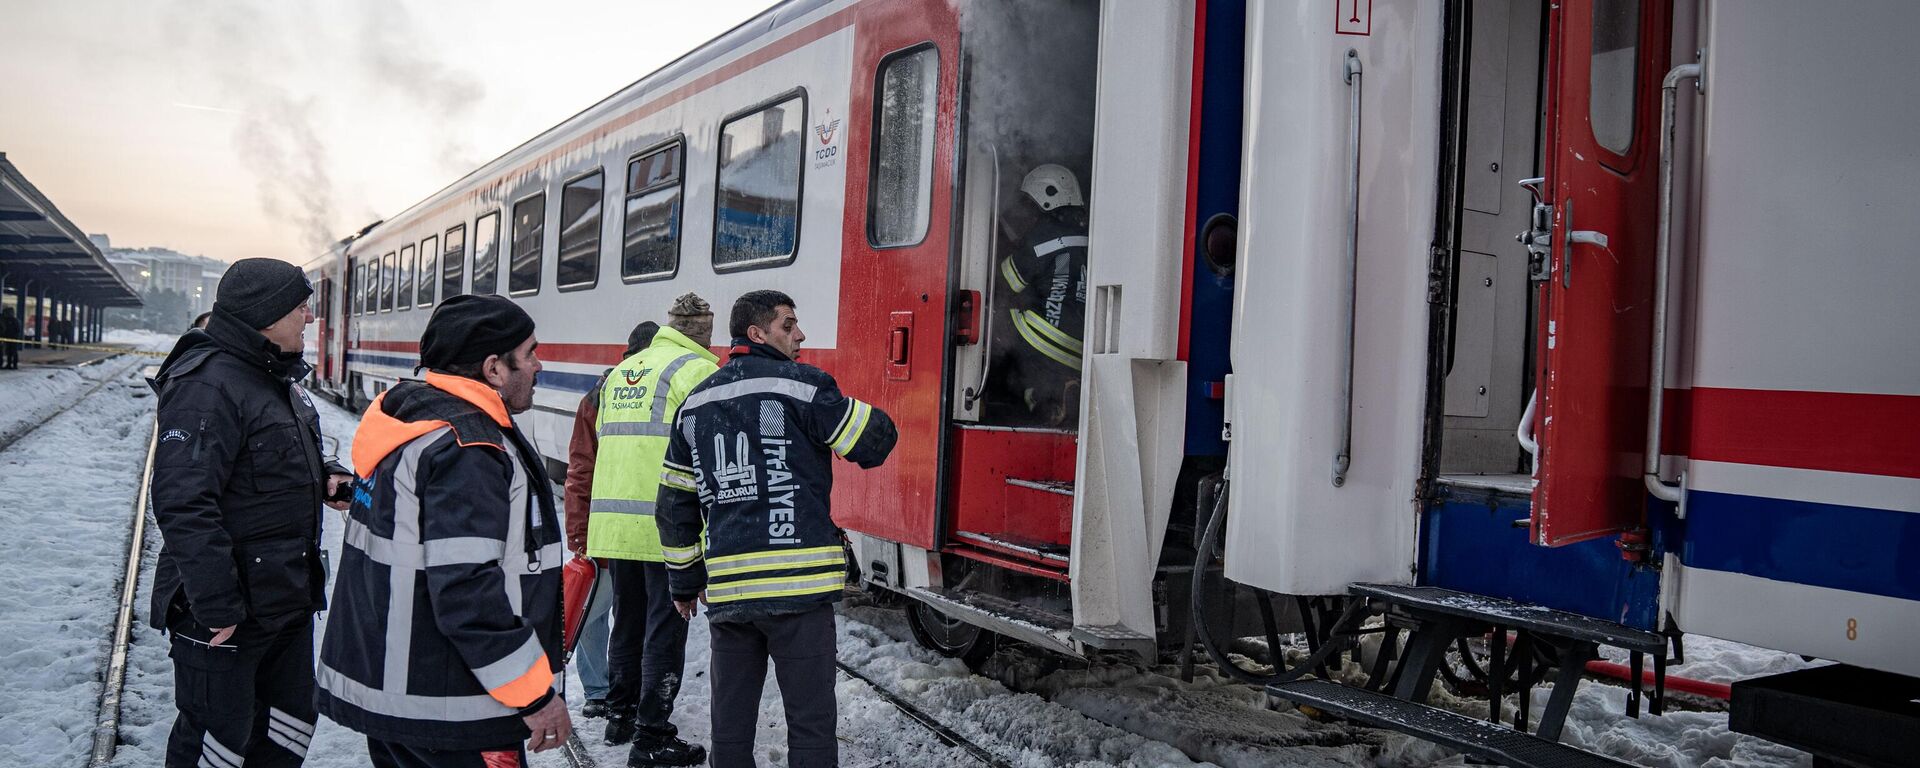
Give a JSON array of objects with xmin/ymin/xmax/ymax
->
[
  {"xmin": 829, "ymin": 0, "xmax": 961, "ymax": 550},
  {"xmin": 1531, "ymin": 0, "xmax": 1671, "ymax": 546}
]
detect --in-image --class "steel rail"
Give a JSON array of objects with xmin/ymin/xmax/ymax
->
[
  {"xmin": 836, "ymin": 660, "xmax": 1013, "ymax": 768},
  {"xmin": 87, "ymin": 412, "xmax": 159, "ymax": 767}
]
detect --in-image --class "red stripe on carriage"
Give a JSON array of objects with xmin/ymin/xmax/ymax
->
[{"xmin": 1688, "ymin": 387, "xmax": 1920, "ymax": 479}]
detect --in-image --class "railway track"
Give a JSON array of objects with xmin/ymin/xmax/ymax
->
[
  {"xmin": 0, "ymin": 355, "xmax": 139, "ymax": 455},
  {"xmin": 554, "ymin": 661, "xmax": 1012, "ymax": 768}
]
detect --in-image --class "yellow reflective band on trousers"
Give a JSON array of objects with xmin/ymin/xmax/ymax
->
[
  {"xmin": 1010, "ymin": 309, "xmax": 1083, "ymax": 371},
  {"xmin": 587, "ymin": 328, "xmax": 718, "ymax": 561}
]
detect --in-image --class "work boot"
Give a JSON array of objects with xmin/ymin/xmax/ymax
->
[
  {"xmin": 627, "ymin": 736, "xmax": 706, "ymax": 767},
  {"xmin": 603, "ymin": 714, "xmax": 638, "ymax": 746},
  {"xmin": 582, "ymin": 698, "xmax": 609, "ymax": 719}
]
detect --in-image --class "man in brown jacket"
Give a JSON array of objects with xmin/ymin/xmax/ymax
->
[{"xmin": 563, "ymin": 320, "xmax": 658, "ymax": 717}]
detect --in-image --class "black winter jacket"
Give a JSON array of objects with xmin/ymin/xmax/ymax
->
[
  {"xmin": 0, "ymin": 312, "xmax": 20, "ymax": 339},
  {"xmin": 147, "ymin": 307, "xmax": 345, "ymax": 631},
  {"xmin": 656, "ymin": 340, "xmax": 897, "ymax": 623}
]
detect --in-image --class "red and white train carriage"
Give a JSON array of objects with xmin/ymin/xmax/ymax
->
[{"xmin": 301, "ymin": 0, "xmax": 1920, "ymax": 764}]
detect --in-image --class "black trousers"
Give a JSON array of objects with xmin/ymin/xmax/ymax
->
[
  {"xmin": 164, "ymin": 613, "xmax": 317, "ymax": 768},
  {"xmin": 709, "ymin": 604, "xmax": 837, "ymax": 768},
  {"xmin": 367, "ymin": 737, "xmax": 527, "ymax": 768},
  {"xmin": 605, "ymin": 559, "xmax": 688, "ymax": 739},
  {"xmin": 1, "ymin": 341, "xmax": 18, "ymax": 368}
]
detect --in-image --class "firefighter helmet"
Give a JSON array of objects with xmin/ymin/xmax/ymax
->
[{"xmin": 1020, "ymin": 164, "xmax": 1084, "ymax": 211}]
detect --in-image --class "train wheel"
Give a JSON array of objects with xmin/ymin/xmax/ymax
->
[{"xmin": 905, "ymin": 599, "xmax": 998, "ymax": 669}]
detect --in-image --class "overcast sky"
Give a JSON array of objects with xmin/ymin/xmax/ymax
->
[{"xmin": 0, "ymin": 0, "xmax": 778, "ymax": 264}]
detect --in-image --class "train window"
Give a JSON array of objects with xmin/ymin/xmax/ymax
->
[
  {"xmin": 398, "ymin": 244, "xmax": 415, "ymax": 311},
  {"xmin": 472, "ymin": 212, "xmax": 501, "ymax": 295},
  {"xmin": 510, "ymin": 193, "xmax": 545, "ymax": 296},
  {"xmin": 1589, "ymin": 0, "xmax": 1639, "ymax": 156},
  {"xmin": 442, "ymin": 224, "xmax": 466, "ymax": 300},
  {"xmin": 622, "ymin": 140, "xmax": 683, "ymax": 282},
  {"xmin": 557, "ymin": 171, "xmax": 603, "ymax": 291},
  {"xmin": 868, "ymin": 46, "xmax": 938, "ymax": 248},
  {"xmin": 417, "ymin": 235, "xmax": 439, "ymax": 307},
  {"xmin": 359, "ymin": 261, "xmax": 371, "ymax": 315},
  {"xmin": 380, "ymin": 251, "xmax": 396, "ymax": 312},
  {"xmin": 348, "ymin": 259, "xmax": 360, "ymax": 315},
  {"xmin": 714, "ymin": 92, "xmax": 805, "ymax": 270}
]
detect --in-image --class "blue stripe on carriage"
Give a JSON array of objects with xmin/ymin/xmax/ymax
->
[
  {"xmin": 1683, "ymin": 490, "xmax": 1920, "ymax": 603},
  {"xmin": 344, "ymin": 351, "xmax": 600, "ymax": 394}
]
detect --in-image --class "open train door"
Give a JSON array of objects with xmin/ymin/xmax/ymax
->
[
  {"xmin": 829, "ymin": 0, "xmax": 961, "ymax": 551},
  {"xmin": 1530, "ymin": 0, "xmax": 1670, "ymax": 546}
]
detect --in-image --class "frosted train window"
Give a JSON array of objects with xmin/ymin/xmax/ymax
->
[
  {"xmin": 869, "ymin": 46, "xmax": 938, "ymax": 248},
  {"xmin": 380, "ymin": 251, "xmax": 396, "ymax": 312},
  {"xmin": 397, "ymin": 244, "xmax": 415, "ymax": 311},
  {"xmin": 472, "ymin": 213, "xmax": 500, "ymax": 295},
  {"xmin": 349, "ymin": 260, "xmax": 361, "ymax": 315},
  {"xmin": 714, "ymin": 93, "xmax": 805, "ymax": 270},
  {"xmin": 557, "ymin": 171, "xmax": 603, "ymax": 291},
  {"xmin": 442, "ymin": 225, "xmax": 466, "ymax": 300},
  {"xmin": 622, "ymin": 140, "xmax": 683, "ymax": 282},
  {"xmin": 417, "ymin": 235, "xmax": 439, "ymax": 307},
  {"xmin": 510, "ymin": 193, "xmax": 545, "ymax": 296},
  {"xmin": 1589, "ymin": 0, "xmax": 1639, "ymax": 156}
]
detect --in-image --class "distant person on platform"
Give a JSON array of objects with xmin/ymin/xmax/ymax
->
[
  {"xmin": 1, "ymin": 308, "xmax": 20, "ymax": 369},
  {"xmin": 317, "ymin": 294, "xmax": 573, "ymax": 767},
  {"xmin": 148, "ymin": 258, "xmax": 354, "ymax": 768},
  {"xmin": 563, "ymin": 319, "xmax": 659, "ymax": 717}
]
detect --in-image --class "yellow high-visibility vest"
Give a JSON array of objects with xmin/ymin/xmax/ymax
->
[{"xmin": 585, "ymin": 327, "xmax": 718, "ymax": 561}]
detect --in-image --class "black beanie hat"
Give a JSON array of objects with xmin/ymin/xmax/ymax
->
[
  {"xmin": 419, "ymin": 294, "xmax": 536, "ymax": 370},
  {"xmin": 216, "ymin": 258, "xmax": 313, "ymax": 329}
]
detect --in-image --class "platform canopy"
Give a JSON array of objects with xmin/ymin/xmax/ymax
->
[{"xmin": 0, "ymin": 152, "xmax": 142, "ymax": 307}]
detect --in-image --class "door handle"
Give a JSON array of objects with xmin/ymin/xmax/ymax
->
[
  {"xmin": 1557, "ymin": 198, "xmax": 1611, "ymax": 288},
  {"xmin": 886, "ymin": 311, "xmax": 913, "ymax": 381}
]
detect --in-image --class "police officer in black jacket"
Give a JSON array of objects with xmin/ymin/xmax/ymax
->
[{"xmin": 148, "ymin": 258, "xmax": 353, "ymax": 768}]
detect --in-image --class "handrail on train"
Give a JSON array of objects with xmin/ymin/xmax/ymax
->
[
  {"xmin": 1333, "ymin": 48, "xmax": 1363, "ymax": 487},
  {"xmin": 1644, "ymin": 59, "xmax": 1704, "ymax": 506},
  {"xmin": 963, "ymin": 142, "xmax": 1003, "ymax": 412}
]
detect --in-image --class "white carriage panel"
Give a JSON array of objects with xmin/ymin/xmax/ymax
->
[
  {"xmin": 1688, "ymin": 0, "xmax": 1920, "ymax": 397},
  {"xmin": 1670, "ymin": 559, "xmax": 1920, "ymax": 678},
  {"xmin": 1223, "ymin": 0, "xmax": 1439, "ymax": 596},
  {"xmin": 1068, "ymin": 0, "xmax": 1197, "ymax": 638}
]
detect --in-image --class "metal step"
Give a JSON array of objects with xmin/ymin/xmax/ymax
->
[
  {"xmin": 1071, "ymin": 622, "xmax": 1157, "ymax": 659},
  {"xmin": 1269, "ymin": 679, "xmax": 1633, "ymax": 768},
  {"xmin": 908, "ymin": 587, "xmax": 1078, "ymax": 657},
  {"xmin": 1351, "ymin": 583, "xmax": 1664, "ymax": 654},
  {"xmin": 1731, "ymin": 665, "xmax": 1920, "ymax": 768}
]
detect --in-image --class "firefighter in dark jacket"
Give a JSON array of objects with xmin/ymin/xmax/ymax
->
[
  {"xmin": 997, "ymin": 163, "xmax": 1090, "ymax": 427},
  {"xmin": 148, "ymin": 258, "xmax": 353, "ymax": 768},
  {"xmin": 656, "ymin": 290, "xmax": 898, "ymax": 768},
  {"xmin": 317, "ymin": 294, "xmax": 572, "ymax": 767}
]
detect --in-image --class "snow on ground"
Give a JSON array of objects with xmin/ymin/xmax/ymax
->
[
  {"xmin": 0, "ymin": 358, "xmax": 156, "ymax": 767},
  {"xmin": 102, "ymin": 329, "xmax": 181, "ymax": 354},
  {"xmin": 0, "ymin": 357, "xmax": 131, "ymax": 449},
  {"xmin": 7, "ymin": 368, "xmax": 1831, "ymax": 768}
]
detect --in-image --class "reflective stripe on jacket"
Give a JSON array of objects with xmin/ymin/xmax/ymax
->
[
  {"xmin": 586, "ymin": 327, "xmax": 719, "ymax": 561},
  {"xmin": 316, "ymin": 373, "xmax": 564, "ymax": 750},
  {"xmin": 655, "ymin": 341, "xmax": 898, "ymax": 623},
  {"xmin": 1000, "ymin": 218, "xmax": 1089, "ymax": 373}
]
